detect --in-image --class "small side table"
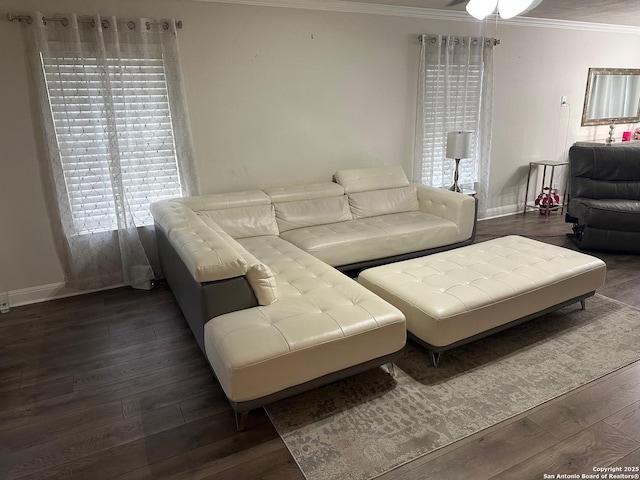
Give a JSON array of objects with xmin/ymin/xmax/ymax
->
[{"xmin": 523, "ymin": 160, "xmax": 569, "ymax": 216}]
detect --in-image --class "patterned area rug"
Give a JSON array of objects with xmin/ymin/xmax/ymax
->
[{"xmin": 265, "ymin": 294, "xmax": 640, "ymax": 480}]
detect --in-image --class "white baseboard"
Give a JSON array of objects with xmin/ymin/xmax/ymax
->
[
  {"xmin": 6, "ymin": 282, "xmax": 124, "ymax": 308},
  {"xmin": 480, "ymin": 204, "xmax": 523, "ymax": 220}
]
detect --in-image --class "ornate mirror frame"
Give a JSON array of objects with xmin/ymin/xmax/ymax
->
[{"xmin": 581, "ymin": 67, "xmax": 640, "ymax": 126}]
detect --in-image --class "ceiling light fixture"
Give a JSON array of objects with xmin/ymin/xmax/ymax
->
[{"xmin": 465, "ymin": 0, "xmax": 543, "ymax": 20}]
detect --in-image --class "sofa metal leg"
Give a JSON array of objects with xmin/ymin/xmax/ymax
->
[
  {"xmin": 235, "ymin": 411, "xmax": 249, "ymax": 431},
  {"xmin": 430, "ymin": 350, "xmax": 443, "ymax": 368},
  {"xmin": 580, "ymin": 299, "xmax": 586, "ymax": 310},
  {"xmin": 384, "ymin": 362, "xmax": 396, "ymax": 377}
]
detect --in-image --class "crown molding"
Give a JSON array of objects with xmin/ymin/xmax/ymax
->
[{"xmin": 194, "ymin": 0, "xmax": 640, "ymax": 35}]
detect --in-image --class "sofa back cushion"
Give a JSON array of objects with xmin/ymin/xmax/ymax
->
[
  {"xmin": 348, "ymin": 186, "xmax": 419, "ymax": 219},
  {"xmin": 274, "ymin": 196, "xmax": 353, "ymax": 232},
  {"xmin": 177, "ymin": 190, "xmax": 270, "ymax": 211},
  {"xmin": 569, "ymin": 146, "xmax": 640, "ymax": 200},
  {"xmin": 263, "ymin": 182, "xmax": 345, "ymax": 202},
  {"xmin": 198, "ymin": 205, "xmax": 279, "ymax": 239},
  {"xmin": 334, "ymin": 165, "xmax": 409, "ymax": 194}
]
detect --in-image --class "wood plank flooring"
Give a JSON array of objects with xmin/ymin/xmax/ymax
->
[{"xmin": 1, "ymin": 212, "xmax": 639, "ymax": 479}]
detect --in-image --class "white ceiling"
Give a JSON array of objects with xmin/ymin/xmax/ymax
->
[{"xmin": 339, "ymin": 0, "xmax": 640, "ymax": 27}]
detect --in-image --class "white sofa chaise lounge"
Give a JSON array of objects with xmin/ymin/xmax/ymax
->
[{"xmin": 150, "ymin": 165, "xmax": 476, "ymax": 422}]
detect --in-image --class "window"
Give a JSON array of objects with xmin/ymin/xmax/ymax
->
[
  {"xmin": 414, "ymin": 34, "xmax": 494, "ymax": 203},
  {"xmin": 41, "ymin": 54, "xmax": 183, "ymax": 234},
  {"xmin": 420, "ymin": 60, "xmax": 482, "ymax": 188}
]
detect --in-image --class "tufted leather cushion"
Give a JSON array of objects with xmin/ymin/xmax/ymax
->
[
  {"xmin": 198, "ymin": 205, "xmax": 279, "ymax": 239},
  {"xmin": 348, "ymin": 186, "xmax": 418, "ymax": 219},
  {"xmin": 334, "ymin": 165, "xmax": 409, "ymax": 194},
  {"xmin": 150, "ymin": 200, "xmax": 201, "ymax": 235},
  {"xmin": 203, "ymin": 236, "xmax": 406, "ymax": 403},
  {"xmin": 274, "ymin": 196, "xmax": 353, "ymax": 232},
  {"xmin": 359, "ymin": 235, "xmax": 606, "ymax": 348},
  {"xmin": 167, "ymin": 224, "xmax": 248, "ymax": 283}
]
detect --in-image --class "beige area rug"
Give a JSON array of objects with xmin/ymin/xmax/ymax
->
[{"xmin": 265, "ymin": 294, "xmax": 640, "ymax": 480}]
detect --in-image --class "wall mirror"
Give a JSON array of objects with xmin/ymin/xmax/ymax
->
[{"xmin": 581, "ymin": 67, "xmax": 640, "ymax": 126}]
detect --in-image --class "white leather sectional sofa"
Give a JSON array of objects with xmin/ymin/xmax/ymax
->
[{"xmin": 150, "ymin": 165, "xmax": 476, "ymax": 424}]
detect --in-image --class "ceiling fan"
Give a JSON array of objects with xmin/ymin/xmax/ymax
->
[{"xmin": 447, "ymin": 0, "xmax": 543, "ymax": 20}]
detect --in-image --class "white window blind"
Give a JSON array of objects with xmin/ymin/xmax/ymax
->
[
  {"xmin": 41, "ymin": 54, "xmax": 182, "ymax": 235},
  {"xmin": 421, "ymin": 62, "xmax": 482, "ymax": 188}
]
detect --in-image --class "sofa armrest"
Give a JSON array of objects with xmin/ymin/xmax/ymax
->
[
  {"xmin": 152, "ymin": 198, "xmax": 251, "ymax": 283},
  {"xmin": 167, "ymin": 225, "xmax": 248, "ymax": 283},
  {"xmin": 413, "ymin": 183, "xmax": 476, "ymax": 239}
]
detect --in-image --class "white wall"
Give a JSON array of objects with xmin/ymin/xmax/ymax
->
[{"xmin": 1, "ymin": 0, "xmax": 639, "ymax": 304}]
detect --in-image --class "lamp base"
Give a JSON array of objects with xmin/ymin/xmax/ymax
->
[
  {"xmin": 449, "ymin": 158, "xmax": 462, "ymax": 193},
  {"xmin": 606, "ymin": 123, "xmax": 615, "ymax": 145}
]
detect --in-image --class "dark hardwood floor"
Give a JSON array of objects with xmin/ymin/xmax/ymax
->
[{"xmin": 1, "ymin": 212, "xmax": 639, "ymax": 479}]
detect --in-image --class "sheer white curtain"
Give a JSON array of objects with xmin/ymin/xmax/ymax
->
[
  {"xmin": 413, "ymin": 34, "xmax": 495, "ymax": 217},
  {"xmin": 22, "ymin": 12, "xmax": 199, "ymax": 290}
]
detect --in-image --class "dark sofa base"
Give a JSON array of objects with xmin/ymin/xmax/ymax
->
[
  {"xmin": 155, "ymin": 226, "xmax": 259, "ymax": 353},
  {"xmin": 337, "ymin": 236, "xmax": 475, "ymax": 276}
]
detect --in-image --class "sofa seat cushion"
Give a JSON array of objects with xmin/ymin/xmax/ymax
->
[
  {"xmin": 569, "ymin": 198, "xmax": 640, "ymax": 231},
  {"xmin": 279, "ymin": 211, "xmax": 464, "ymax": 267},
  {"xmin": 203, "ymin": 236, "xmax": 406, "ymax": 403}
]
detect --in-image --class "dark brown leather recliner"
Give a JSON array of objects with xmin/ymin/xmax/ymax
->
[{"xmin": 566, "ymin": 145, "xmax": 640, "ymax": 253}]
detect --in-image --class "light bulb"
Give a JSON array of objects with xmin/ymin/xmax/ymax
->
[{"xmin": 466, "ymin": 0, "xmax": 498, "ymax": 20}]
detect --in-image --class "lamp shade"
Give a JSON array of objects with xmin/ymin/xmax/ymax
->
[{"xmin": 446, "ymin": 131, "xmax": 473, "ymax": 159}]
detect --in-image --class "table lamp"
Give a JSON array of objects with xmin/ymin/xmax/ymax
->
[{"xmin": 446, "ymin": 131, "xmax": 473, "ymax": 193}]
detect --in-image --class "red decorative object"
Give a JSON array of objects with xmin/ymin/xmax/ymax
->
[{"xmin": 535, "ymin": 187, "xmax": 560, "ymax": 214}]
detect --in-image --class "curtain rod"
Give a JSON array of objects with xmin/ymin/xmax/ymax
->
[
  {"xmin": 7, "ymin": 13, "xmax": 182, "ymax": 30},
  {"xmin": 419, "ymin": 34, "xmax": 500, "ymax": 46}
]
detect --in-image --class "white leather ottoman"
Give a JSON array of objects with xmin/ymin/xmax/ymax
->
[{"xmin": 358, "ymin": 235, "xmax": 606, "ymax": 366}]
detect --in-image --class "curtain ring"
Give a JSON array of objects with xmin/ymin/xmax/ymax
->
[
  {"xmin": 454, "ymin": 37, "xmax": 460, "ymax": 45},
  {"xmin": 472, "ymin": 39, "xmax": 478, "ymax": 46},
  {"xmin": 127, "ymin": 21, "xmax": 135, "ymax": 30},
  {"xmin": 176, "ymin": 20, "xmax": 182, "ymax": 29},
  {"xmin": 145, "ymin": 21, "xmax": 151, "ymax": 30},
  {"xmin": 162, "ymin": 21, "xmax": 169, "ymax": 30},
  {"xmin": 91, "ymin": 18, "xmax": 95, "ymax": 28},
  {"xmin": 430, "ymin": 37, "xmax": 437, "ymax": 44},
  {"xmin": 61, "ymin": 17, "xmax": 69, "ymax": 26},
  {"xmin": 101, "ymin": 19, "xmax": 109, "ymax": 28},
  {"xmin": 41, "ymin": 16, "xmax": 47, "ymax": 25}
]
